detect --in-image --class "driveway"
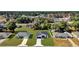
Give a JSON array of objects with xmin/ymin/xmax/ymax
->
[
  {"xmin": 0, "ymin": 39, "xmax": 6, "ymax": 44},
  {"xmin": 18, "ymin": 37, "xmax": 28, "ymax": 47},
  {"xmin": 34, "ymin": 39, "xmax": 43, "ymax": 47}
]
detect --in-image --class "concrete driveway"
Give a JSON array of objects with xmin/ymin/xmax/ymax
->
[
  {"xmin": 34, "ymin": 39, "xmax": 43, "ymax": 47},
  {"xmin": 18, "ymin": 37, "xmax": 28, "ymax": 47}
]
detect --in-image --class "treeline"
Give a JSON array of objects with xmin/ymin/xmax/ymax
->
[{"xmin": 0, "ymin": 11, "xmax": 79, "ymax": 16}]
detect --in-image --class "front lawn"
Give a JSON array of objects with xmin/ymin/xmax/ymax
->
[
  {"xmin": 41, "ymin": 38, "xmax": 54, "ymax": 46},
  {"xmin": 0, "ymin": 35, "xmax": 22, "ymax": 46}
]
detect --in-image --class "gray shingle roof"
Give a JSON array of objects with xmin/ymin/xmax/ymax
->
[
  {"xmin": 16, "ymin": 32, "xmax": 30, "ymax": 38},
  {"xmin": 55, "ymin": 32, "xmax": 71, "ymax": 38}
]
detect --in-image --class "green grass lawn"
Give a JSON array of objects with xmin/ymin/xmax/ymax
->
[
  {"xmin": 41, "ymin": 38, "xmax": 54, "ymax": 46},
  {"xmin": 0, "ymin": 34, "xmax": 23, "ymax": 46}
]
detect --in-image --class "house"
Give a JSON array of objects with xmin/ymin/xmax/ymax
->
[
  {"xmin": 53, "ymin": 16, "xmax": 71, "ymax": 22},
  {"xmin": 54, "ymin": 32, "xmax": 72, "ymax": 38},
  {"xmin": 26, "ymin": 23, "xmax": 34, "ymax": 28},
  {"xmin": 0, "ymin": 23, "xmax": 6, "ymax": 31},
  {"xmin": 0, "ymin": 32, "xmax": 12, "ymax": 39},
  {"xmin": 47, "ymin": 13, "xmax": 71, "ymax": 22},
  {"xmin": 16, "ymin": 32, "xmax": 30, "ymax": 39},
  {"xmin": 36, "ymin": 32, "xmax": 48, "ymax": 39}
]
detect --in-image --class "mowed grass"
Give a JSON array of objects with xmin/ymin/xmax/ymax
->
[
  {"xmin": 42, "ymin": 38, "xmax": 54, "ymax": 46},
  {"xmin": 0, "ymin": 36, "xmax": 22, "ymax": 46},
  {"xmin": 41, "ymin": 30, "xmax": 54, "ymax": 46}
]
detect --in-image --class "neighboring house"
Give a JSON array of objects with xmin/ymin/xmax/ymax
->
[
  {"xmin": 54, "ymin": 32, "xmax": 72, "ymax": 38},
  {"xmin": 53, "ymin": 16, "xmax": 71, "ymax": 22},
  {"xmin": 16, "ymin": 32, "xmax": 30, "ymax": 39},
  {"xmin": 36, "ymin": 32, "xmax": 48, "ymax": 39},
  {"xmin": 47, "ymin": 13, "xmax": 71, "ymax": 22},
  {"xmin": 26, "ymin": 23, "xmax": 34, "ymax": 28},
  {"xmin": 0, "ymin": 23, "xmax": 6, "ymax": 31},
  {"xmin": 0, "ymin": 32, "xmax": 12, "ymax": 39}
]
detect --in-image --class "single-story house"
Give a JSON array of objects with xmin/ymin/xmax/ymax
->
[
  {"xmin": 54, "ymin": 32, "xmax": 72, "ymax": 38},
  {"xmin": 0, "ymin": 32, "xmax": 12, "ymax": 39},
  {"xmin": 36, "ymin": 32, "xmax": 48, "ymax": 39},
  {"xmin": 0, "ymin": 23, "xmax": 7, "ymax": 31},
  {"xmin": 16, "ymin": 32, "xmax": 30, "ymax": 39}
]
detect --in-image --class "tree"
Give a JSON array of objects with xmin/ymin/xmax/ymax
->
[
  {"xmin": 16, "ymin": 15, "xmax": 32, "ymax": 23},
  {"xmin": 53, "ymin": 21, "xmax": 68, "ymax": 32},
  {"xmin": 6, "ymin": 21, "xmax": 17, "ymax": 32},
  {"xmin": 72, "ymin": 21, "xmax": 79, "ymax": 31}
]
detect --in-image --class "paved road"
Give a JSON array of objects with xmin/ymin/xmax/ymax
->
[{"xmin": 34, "ymin": 39, "xmax": 43, "ymax": 47}]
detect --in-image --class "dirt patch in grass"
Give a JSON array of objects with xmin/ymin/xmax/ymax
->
[
  {"xmin": 72, "ymin": 38, "xmax": 79, "ymax": 46},
  {"xmin": 54, "ymin": 38, "xmax": 72, "ymax": 47}
]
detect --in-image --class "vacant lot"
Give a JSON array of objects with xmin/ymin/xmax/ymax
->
[
  {"xmin": 72, "ymin": 38, "xmax": 79, "ymax": 46},
  {"xmin": 53, "ymin": 38, "xmax": 72, "ymax": 47}
]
